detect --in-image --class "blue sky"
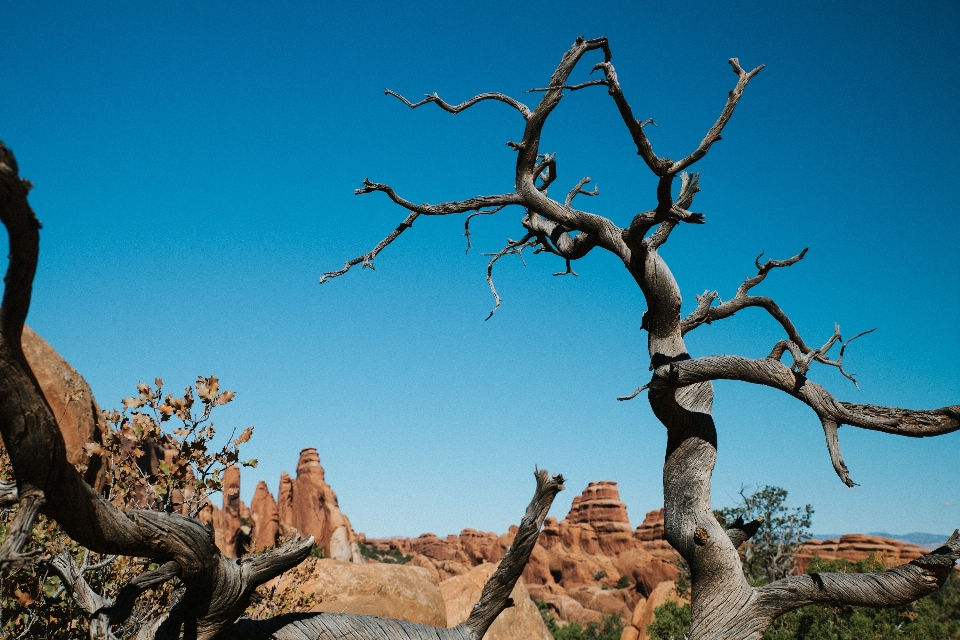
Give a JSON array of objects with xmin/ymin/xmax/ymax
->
[{"xmin": 2, "ymin": 1, "xmax": 958, "ymax": 539}]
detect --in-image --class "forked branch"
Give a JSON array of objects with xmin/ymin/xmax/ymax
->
[
  {"xmin": 651, "ymin": 353, "xmax": 960, "ymax": 485},
  {"xmin": 682, "ymin": 249, "xmax": 810, "ymax": 343}
]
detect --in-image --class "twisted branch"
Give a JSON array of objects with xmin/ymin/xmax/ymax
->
[
  {"xmin": 483, "ymin": 234, "xmax": 536, "ymax": 320},
  {"xmin": 385, "ymin": 88, "xmax": 531, "ymax": 119},
  {"xmin": 681, "ymin": 249, "xmax": 809, "ymax": 341}
]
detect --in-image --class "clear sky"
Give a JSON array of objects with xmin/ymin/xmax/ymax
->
[{"xmin": 2, "ymin": 1, "xmax": 958, "ymax": 539}]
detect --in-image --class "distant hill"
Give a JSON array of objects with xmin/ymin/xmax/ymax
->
[{"xmin": 811, "ymin": 532, "xmax": 951, "ymax": 549}]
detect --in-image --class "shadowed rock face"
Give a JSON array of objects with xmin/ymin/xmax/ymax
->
[{"xmin": 21, "ymin": 326, "xmax": 110, "ymax": 488}]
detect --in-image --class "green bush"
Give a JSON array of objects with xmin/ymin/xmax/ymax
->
[
  {"xmin": 647, "ymin": 600, "xmax": 691, "ymax": 640},
  {"xmin": 357, "ymin": 542, "xmax": 412, "ymax": 564}
]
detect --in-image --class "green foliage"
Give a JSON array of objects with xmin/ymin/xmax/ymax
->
[
  {"xmin": 310, "ymin": 544, "xmax": 326, "ymax": 559},
  {"xmin": 534, "ymin": 598, "xmax": 624, "ymax": 640},
  {"xmin": 594, "ymin": 570, "xmax": 607, "ymax": 581},
  {"xmin": 357, "ymin": 542, "xmax": 413, "ymax": 564},
  {"xmin": 647, "ymin": 600, "xmax": 692, "ymax": 640},
  {"xmin": 616, "ymin": 575, "xmax": 630, "ymax": 589},
  {"xmin": 716, "ymin": 485, "xmax": 813, "ymax": 584}
]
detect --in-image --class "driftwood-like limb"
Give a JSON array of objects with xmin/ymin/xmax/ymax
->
[
  {"xmin": 465, "ymin": 469, "xmax": 565, "ymax": 638},
  {"xmin": 726, "ymin": 515, "xmax": 765, "ymax": 550},
  {"xmin": 753, "ymin": 531, "xmax": 960, "ymax": 620},
  {"xmin": 47, "ymin": 551, "xmax": 115, "ymax": 639},
  {"xmin": 669, "ymin": 59, "xmax": 764, "ymax": 175}
]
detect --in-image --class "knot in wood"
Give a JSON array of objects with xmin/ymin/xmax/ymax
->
[{"xmin": 694, "ymin": 527, "xmax": 709, "ymax": 546}]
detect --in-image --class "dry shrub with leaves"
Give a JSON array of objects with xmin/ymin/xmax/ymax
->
[{"xmin": 0, "ymin": 375, "xmax": 307, "ymax": 639}]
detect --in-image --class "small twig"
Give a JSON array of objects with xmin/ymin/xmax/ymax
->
[
  {"xmin": 483, "ymin": 234, "xmax": 536, "ymax": 320},
  {"xmin": 814, "ymin": 327, "xmax": 877, "ymax": 388},
  {"xmin": 463, "ymin": 206, "xmax": 505, "ymax": 254},
  {"xmin": 564, "ymin": 177, "xmax": 599, "ymax": 208},
  {"xmin": 617, "ymin": 383, "xmax": 650, "ymax": 402},
  {"xmin": 525, "ymin": 79, "xmax": 608, "ymax": 93}
]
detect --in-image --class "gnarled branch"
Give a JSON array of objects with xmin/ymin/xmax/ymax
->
[
  {"xmin": 651, "ymin": 353, "xmax": 960, "ymax": 485},
  {"xmin": 753, "ymin": 531, "xmax": 960, "ymax": 620},
  {"xmin": 681, "ymin": 249, "xmax": 809, "ymax": 343}
]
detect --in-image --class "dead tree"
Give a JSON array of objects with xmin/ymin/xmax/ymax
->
[
  {"xmin": 0, "ymin": 143, "xmax": 565, "ymax": 638},
  {"xmin": 321, "ymin": 37, "xmax": 960, "ymax": 639}
]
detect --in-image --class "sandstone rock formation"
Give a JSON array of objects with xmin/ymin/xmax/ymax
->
[
  {"xmin": 204, "ymin": 448, "xmax": 364, "ymax": 562},
  {"xmin": 797, "ymin": 533, "xmax": 931, "ymax": 572},
  {"xmin": 366, "ymin": 481, "xmax": 679, "ymax": 626},
  {"xmin": 21, "ymin": 325, "xmax": 110, "ymax": 488},
  {"xmin": 249, "ymin": 480, "xmax": 280, "ymax": 551}
]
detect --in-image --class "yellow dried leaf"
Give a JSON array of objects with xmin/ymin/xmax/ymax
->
[
  {"xmin": 235, "ymin": 426, "xmax": 254, "ymax": 445},
  {"xmin": 122, "ymin": 397, "xmax": 145, "ymax": 410},
  {"xmin": 216, "ymin": 389, "xmax": 235, "ymax": 406}
]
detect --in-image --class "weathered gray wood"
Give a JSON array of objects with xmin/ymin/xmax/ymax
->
[{"xmin": 318, "ymin": 36, "xmax": 959, "ymax": 640}]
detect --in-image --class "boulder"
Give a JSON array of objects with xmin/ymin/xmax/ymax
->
[
  {"xmin": 440, "ymin": 563, "xmax": 551, "ymax": 640},
  {"xmin": 292, "ymin": 559, "xmax": 447, "ymax": 625},
  {"xmin": 21, "ymin": 325, "xmax": 109, "ymax": 488}
]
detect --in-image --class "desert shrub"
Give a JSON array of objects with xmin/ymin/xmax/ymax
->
[
  {"xmin": 358, "ymin": 542, "xmax": 412, "ymax": 564},
  {"xmin": 0, "ymin": 376, "xmax": 311, "ymax": 637}
]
